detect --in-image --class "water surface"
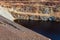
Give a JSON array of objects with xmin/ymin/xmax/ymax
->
[{"xmin": 14, "ymin": 19, "xmax": 60, "ymax": 40}]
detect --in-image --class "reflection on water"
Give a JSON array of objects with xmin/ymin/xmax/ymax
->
[{"xmin": 14, "ymin": 19, "xmax": 60, "ymax": 40}]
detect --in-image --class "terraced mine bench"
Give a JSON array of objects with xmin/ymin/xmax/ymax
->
[{"xmin": 0, "ymin": 15, "xmax": 51, "ymax": 40}]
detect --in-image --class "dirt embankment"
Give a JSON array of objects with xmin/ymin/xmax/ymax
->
[{"xmin": 0, "ymin": 16, "xmax": 50, "ymax": 40}]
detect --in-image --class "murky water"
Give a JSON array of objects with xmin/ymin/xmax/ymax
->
[{"xmin": 14, "ymin": 19, "xmax": 60, "ymax": 40}]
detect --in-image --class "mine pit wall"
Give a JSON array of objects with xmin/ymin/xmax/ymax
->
[
  {"xmin": 54, "ymin": 12, "xmax": 60, "ymax": 18},
  {"xmin": 0, "ymin": 0, "xmax": 60, "ymax": 21}
]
